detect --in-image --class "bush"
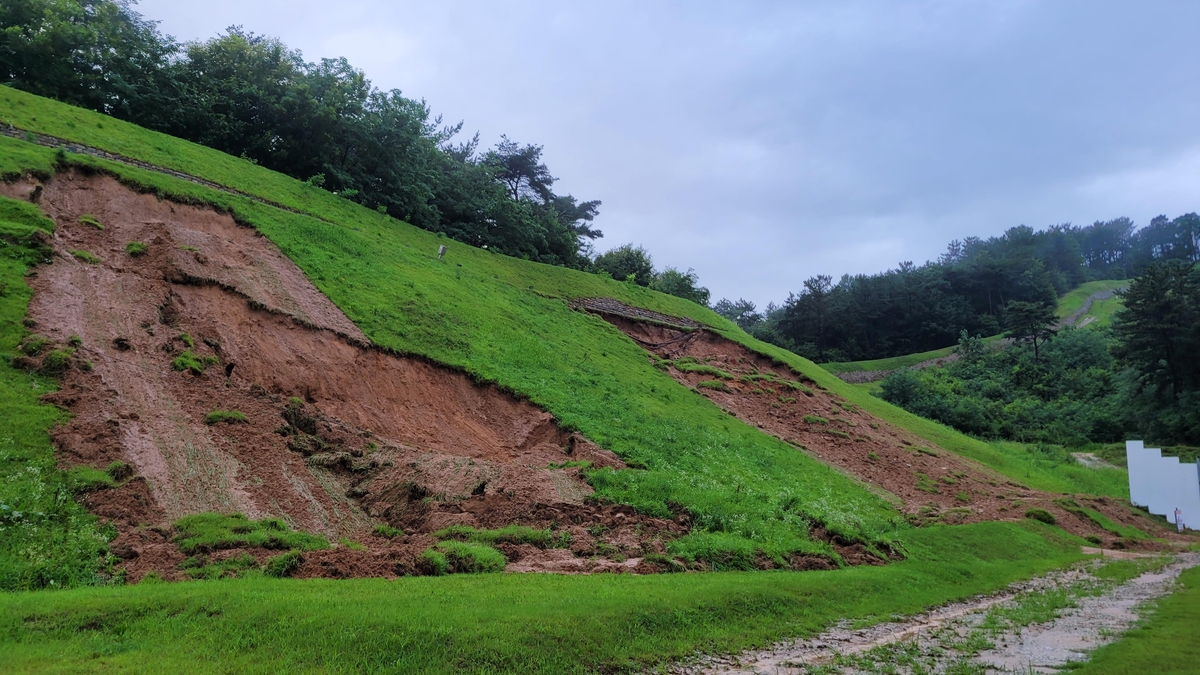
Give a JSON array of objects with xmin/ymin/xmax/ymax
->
[
  {"xmin": 1025, "ymin": 508, "xmax": 1056, "ymax": 525},
  {"xmin": 19, "ymin": 334, "xmax": 49, "ymax": 356},
  {"xmin": 264, "ymin": 550, "xmax": 304, "ymax": 578},
  {"xmin": 204, "ymin": 410, "xmax": 247, "ymax": 425},
  {"xmin": 125, "ymin": 241, "xmax": 148, "ymax": 256}
]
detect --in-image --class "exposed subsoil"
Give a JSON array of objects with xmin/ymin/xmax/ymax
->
[
  {"xmin": 590, "ymin": 306, "xmax": 1183, "ymax": 546},
  {"xmin": 3, "ymin": 172, "xmax": 685, "ymax": 580}
]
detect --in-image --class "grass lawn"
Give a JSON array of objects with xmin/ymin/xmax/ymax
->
[
  {"xmin": 1066, "ymin": 565, "xmax": 1200, "ymax": 674},
  {"xmin": 0, "ymin": 522, "xmax": 1085, "ymax": 674},
  {"xmin": 1055, "ymin": 279, "xmax": 1128, "ymax": 320}
]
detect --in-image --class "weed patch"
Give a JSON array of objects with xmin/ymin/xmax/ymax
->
[
  {"xmin": 125, "ymin": 240, "xmax": 147, "ymax": 256},
  {"xmin": 696, "ymin": 379, "xmax": 731, "ymax": 392},
  {"xmin": 204, "ymin": 410, "xmax": 247, "ymax": 425},
  {"xmin": 433, "ymin": 524, "xmax": 568, "ymax": 548},
  {"xmin": 68, "ymin": 249, "xmax": 99, "ymax": 264},
  {"xmin": 171, "ymin": 350, "xmax": 219, "ymax": 375},
  {"xmin": 77, "ymin": 214, "xmax": 103, "ymax": 230}
]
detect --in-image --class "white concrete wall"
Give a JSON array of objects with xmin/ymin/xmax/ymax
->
[{"xmin": 1126, "ymin": 440, "xmax": 1200, "ymax": 529}]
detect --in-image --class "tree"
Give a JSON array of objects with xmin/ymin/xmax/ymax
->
[
  {"xmin": 1004, "ymin": 300, "xmax": 1057, "ymax": 361},
  {"xmin": 593, "ymin": 244, "xmax": 655, "ymax": 286},
  {"xmin": 481, "ymin": 136, "xmax": 555, "ymax": 203},
  {"xmin": 713, "ymin": 298, "xmax": 761, "ymax": 329},
  {"xmin": 652, "ymin": 267, "xmax": 710, "ymax": 306},
  {"xmin": 1112, "ymin": 260, "xmax": 1200, "ymax": 400}
]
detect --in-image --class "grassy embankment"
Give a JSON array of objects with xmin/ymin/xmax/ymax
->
[
  {"xmin": 0, "ymin": 85, "xmax": 1128, "ymax": 515},
  {"xmin": 0, "ymin": 195, "xmax": 112, "ymax": 591},
  {"xmin": 0, "ymin": 522, "xmax": 1084, "ymax": 674},
  {"xmin": 0, "ymin": 86, "xmax": 1119, "ymax": 672},
  {"xmin": 1067, "ymin": 565, "xmax": 1200, "ymax": 674}
]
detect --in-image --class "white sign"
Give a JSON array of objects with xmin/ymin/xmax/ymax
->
[{"xmin": 1127, "ymin": 440, "xmax": 1200, "ymax": 530}]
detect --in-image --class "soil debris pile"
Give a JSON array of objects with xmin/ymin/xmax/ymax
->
[{"xmin": 587, "ymin": 302, "xmax": 1178, "ymax": 546}]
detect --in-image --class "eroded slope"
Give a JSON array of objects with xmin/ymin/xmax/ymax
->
[{"xmin": 3, "ymin": 172, "xmax": 686, "ymax": 578}]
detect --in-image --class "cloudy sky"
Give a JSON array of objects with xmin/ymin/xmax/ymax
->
[{"xmin": 137, "ymin": 0, "xmax": 1200, "ymax": 306}]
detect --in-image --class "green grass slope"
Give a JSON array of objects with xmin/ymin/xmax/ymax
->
[
  {"xmin": 0, "ymin": 522, "xmax": 1082, "ymax": 674},
  {"xmin": 0, "ymin": 84, "xmax": 1126, "ymax": 553},
  {"xmin": 1055, "ymin": 279, "xmax": 1128, "ymax": 320},
  {"xmin": 0, "ymin": 196, "xmax": 111, "ymax": 590}
]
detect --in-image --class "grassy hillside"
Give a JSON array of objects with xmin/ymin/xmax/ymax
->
[
  {"xmin": 1055, "ymin": 279, "xmax": 1128, "ymax": 320},
  {"xmin": 0, "ymin": 84, "xmax": 1128, "ymax": 548},
  {"xmin": 0, "ymin": 85, "xmax": 1128, "ymax": 673}
]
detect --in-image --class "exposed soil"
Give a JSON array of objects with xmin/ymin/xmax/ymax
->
[
  {"xmin": 588, "ymin": 303, "xmax": 1185, "ymax": 546},
  {"xmin": 2, "ymin": 172, "xmax": 683, "ymax": 580}
]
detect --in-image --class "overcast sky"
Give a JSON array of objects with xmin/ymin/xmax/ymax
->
[{"xmin": 136, "ymin": 0, "xmax": 1200, "ymax": 306}]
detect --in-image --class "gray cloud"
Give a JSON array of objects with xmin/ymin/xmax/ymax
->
[{"xmin": 137, "ymin": 0, "xmax": 1200, "ymax": 305}]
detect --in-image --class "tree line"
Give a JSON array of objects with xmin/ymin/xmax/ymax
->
[
  {"xmin": 716, "ymin": 215, "xmax": 1200, "ymax": 363},
  {"xmin": 0, "ymin": 0, "xmax": 614, "ymax": 267},
  {"xmin": 877, "ymin": 259, "xmax": 1200, "ymax": 446}
]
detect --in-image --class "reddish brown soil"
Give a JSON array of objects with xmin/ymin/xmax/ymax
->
[
  {"xmin": 2, "ymin": 172, "xmax": 683, "ymax": 579},
  {"xmin": 593, "ymin": 309, "xmax": 1186, "ymax": 549}
]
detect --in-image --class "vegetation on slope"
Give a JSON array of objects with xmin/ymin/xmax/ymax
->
[
  {"xmin": 0, "ymin": 195, "xmax": 111, "ymax": 591},
  {"xmin": 0, "ymin": 88, "xmax": 1136, "ymax": 560},
  {"xmin": 0, "ymin": 522, "xmax": 1084, "ymax": 674}
]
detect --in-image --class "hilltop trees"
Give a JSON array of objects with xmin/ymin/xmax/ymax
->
[
  {"xmin": 0, "ymin": 2, "xmax": 602, "ymax": 268},
  {"xmin": 1005, "ymin": 300, "xmax": 1057, "ymax": 361}
]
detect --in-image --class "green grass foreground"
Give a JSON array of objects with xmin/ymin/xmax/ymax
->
[
  {"xmin": 0, "ymin": 522, "xmax": 1083, "ymax": 674},
  {"xmin": 1068, "ymin": 565, "xmax": 1200, "ymax": 674}
]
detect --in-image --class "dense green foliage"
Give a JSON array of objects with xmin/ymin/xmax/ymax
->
[
  {"xmin": 1069, "ymin": 566, "xmax": 1200, "ymax": 674},
  {"xmin": 0, "ymin": 0, "xmax": 603, "ymax": 266},
  {"xmin": 0, "ymin": 195, "xmax": 110, "ymax": 591},
  {"xmin": 0, "ymin": 522, "xmax": 1084, "ymax": 674},
  {"xmin": 880, "ymin": 262, "xmax": 1200, "ymax": 446},
  {"xmin": 718, "ymin": 216, "xmax": 1199, "ymax": 363}
]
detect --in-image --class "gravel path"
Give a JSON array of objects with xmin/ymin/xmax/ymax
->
[{"xmin": 666, "ymin": 552, "xmax": 1199, "ymax": 674}]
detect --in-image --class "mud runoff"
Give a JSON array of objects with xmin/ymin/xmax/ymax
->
[
  {"xmin": 590, "ymin": 306, "xmax": 1184, "ymax": 547},
  {"xmin": 2, "ymin": 172, "xmax": 685, "ymax": 580}
]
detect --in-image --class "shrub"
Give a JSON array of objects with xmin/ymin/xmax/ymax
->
[
  {"xmin": 1025, "ymin": 508, "xmax": 1057, "ymax": 525},
  {"xmin": 435, "ymin": 541, "xmax": 506, "ymax": 573},
  {"xmin": 125, "ymin": 241, "xmax": 148, "ymax": 256},
  {"xmin": 264, "ymin": 550, "xmax": 304, "ymax": 578},
  {"xmin": 204, "ymin": 410, "xmax": 248, "ymax": 425},
  {"xmin": 67, "ymin": 335, "xmax": 82, "ymax": 347},
  {"xmin": 956, "ymin": 491, "xmax": 970, "ymax": 503},
  {"xmin": 69, "ymin": 250, "xmax": 100, "ymax": 264},
  {"xmin": 78, "ymin": 214, "xmax": 103, "ymax": 230},
  {"xmin": 697, "ymin": 379, "xmax": 730, "ymax": 392},
  {"xmin": 171, "ymin": 350, "xmax": 219, "ymax": 375},
  {"xmin": 803, "ymin": 415, "xmax": 828, "ymax": 425},
  {"xmin": 179, "ymin": 333, "xmax": 195, "ymax": 349},
  {"xmin": 172, "ymin": 513, "xmax": 329, "ymax": 554}
]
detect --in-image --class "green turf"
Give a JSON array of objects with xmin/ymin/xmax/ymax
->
[
  {"xmin": 0, "ymin": 86, "xmax": 1130, "ymax": 557},
  {"xmin": 1066, "ymin": 565, "xmax": 1200, "ymax": 674},
  {"xmin": 0, "ymin": 521, "xmax": 1084, "ymax": 674},
  {"xmin": 1055, "ymin": 279, "xmax": 1128, "ymax": 320},
  {"xmin": 0, "ymin": 195, "xmax": 111, "ymax": 591}
]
